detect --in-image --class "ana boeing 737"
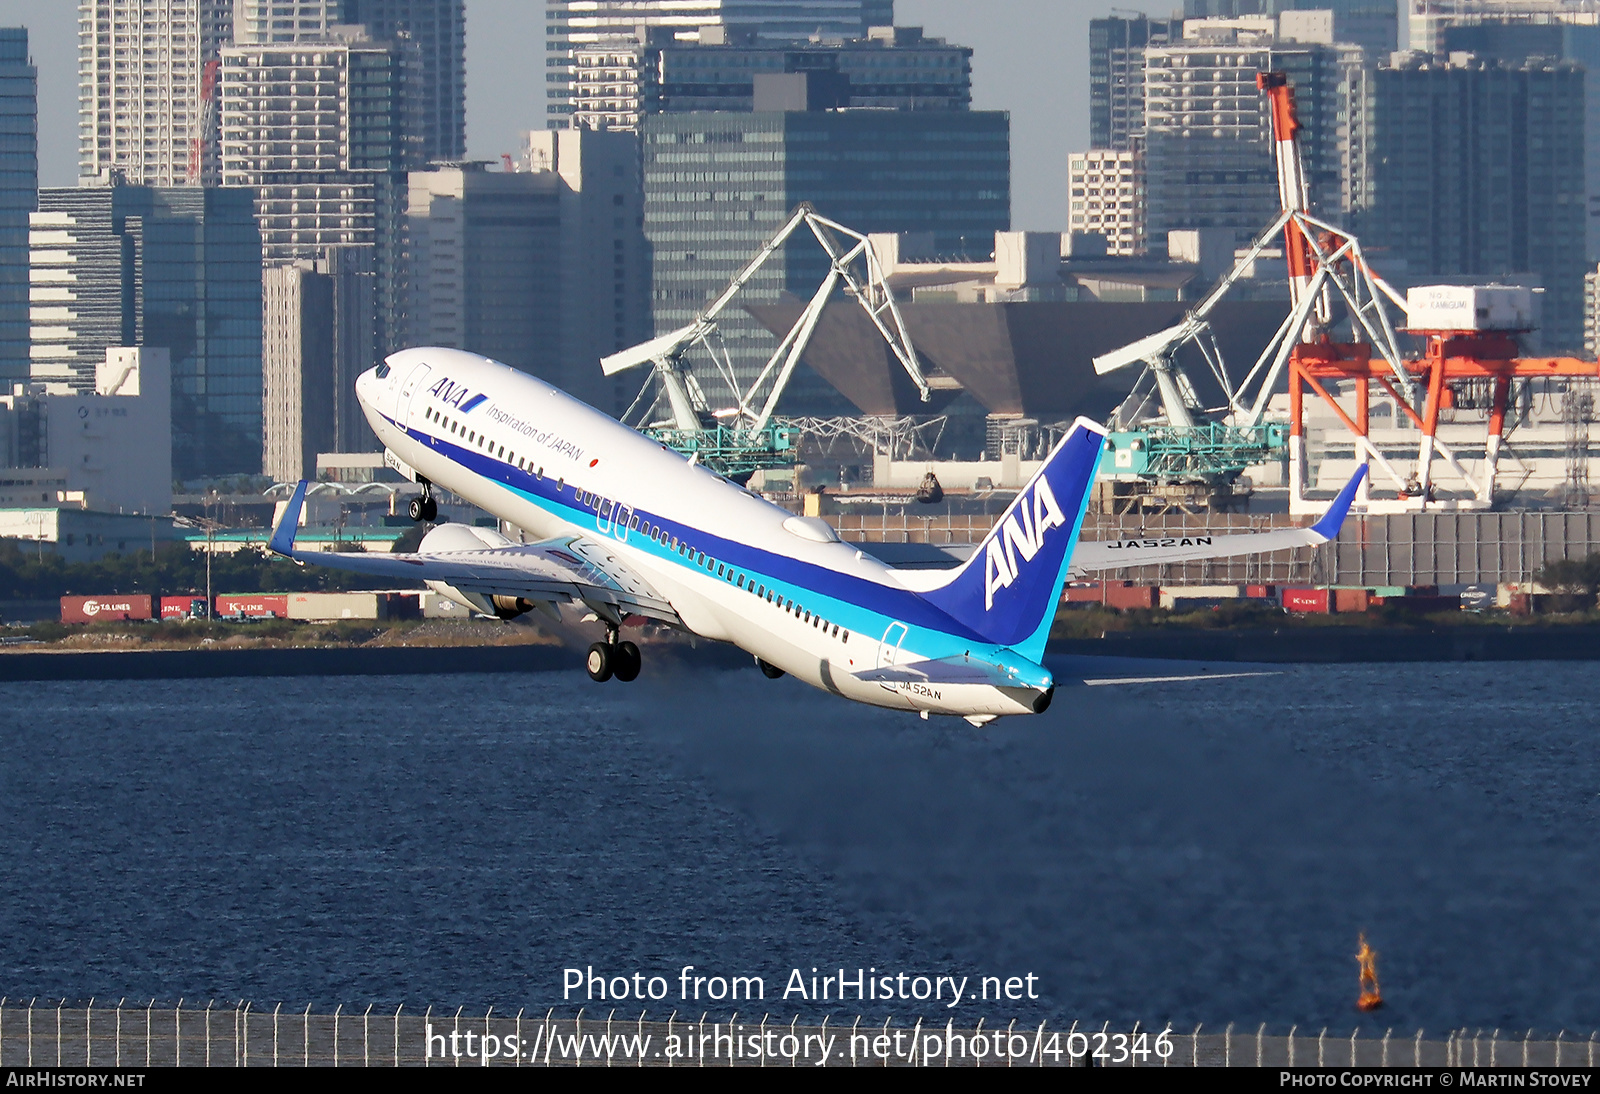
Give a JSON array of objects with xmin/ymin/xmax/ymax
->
[{"xmin": 269, "ymin": 347, "xmax": 1365, "ymax": 724}]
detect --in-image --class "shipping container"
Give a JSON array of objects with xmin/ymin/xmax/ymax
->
[
  {"xmin": 61, "ymin": 595, "xmax": 154, "ymax": 624},
  {"xmin": 160, "ymin": 596, "xmax": 208, "ymax": 620},
  {"xmin": 1059, "ymin": 582, "xmax": 1156, "ymax": 610},
  {"xmin": 1245, "ymin": 584, "xmax": 1276, "ymax": 599},
  {"xmin": 1333, "ymin": 588, "xmax": 1371, "ymax": 613},
  {"xmin": 1369, "ymin": 595, "xmax": 1460, "ymax": 615},
  {"xmin": 215, "ymin": 594, "xmax": 289, "ymax": 619},
  {"xmin": 287, "ymin": 592, "xmax": 381, "ymax": 621},
  {"xmin": 1103, "ymin": 584, "xmax": 1157, "ymax": 611},
  {"xmin": 1160, "ymin": 586, "xmax": 1244, "ymax": 610},
  {"xmin": 1281, "ymin": 588, "xmax": 1330, "ymax": 613}
]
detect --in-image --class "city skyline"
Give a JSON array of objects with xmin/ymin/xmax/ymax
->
[{"xmin": 0, "ymin": 0, "xmax": 1138, "ymax": 232}]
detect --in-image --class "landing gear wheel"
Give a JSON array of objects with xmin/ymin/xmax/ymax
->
[
  {"xmin": 757, "ymin": 657, "xmax": 785, "ymax": 680},
  {"xmin": 420, "ymin": 496, "xmax": 437, "ymax": 522},
  {"xmin": 585, "ymin": 642, "xmax": 613, "ymax": 682},
  {"xmin": 407, "ymin": 496, "xmax": 427, "ymax": 522},
  {"xmin": 612, "ymin": 641, "xmax": 641, "ymax": 682}
]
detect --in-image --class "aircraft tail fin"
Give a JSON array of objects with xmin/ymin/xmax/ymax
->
[{"xmin": 921, "ymin": 418, "xmax": 1106, "ymax": 663}]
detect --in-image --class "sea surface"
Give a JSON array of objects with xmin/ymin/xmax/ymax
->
[{"xmin": 0, "ymin": 657, "xmax": 1596, "ymax": 1034}]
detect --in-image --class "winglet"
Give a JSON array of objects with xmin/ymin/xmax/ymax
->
[
  {"xmin": 1309, "ymin": 464, "xmax": 1369, "ymax": 540},
  {"xmin": 268, "ymin": 480, "xmax": 309, "ymax": 557}
]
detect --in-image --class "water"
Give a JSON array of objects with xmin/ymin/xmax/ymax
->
[{"xmin": 0, "ymin": 658, "xmax": 1596, "ymax": 1033}]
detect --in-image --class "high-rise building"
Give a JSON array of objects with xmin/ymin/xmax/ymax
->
[
  {"xmin": 406, "ymin": 165, "xmax": 564, "ymax": 384},
  {"xmin": 343, "ymin": 0, "xmax": 466, "ymax": 162},
  {"xmin": 232, "ymin": 1, "xmax": 466, "ymax": 162},
  {"xmin": 262, "ymin": 260, "xmax": 335, "ymax": 482},
  {"xmin": 0, "ymin": 28, "xmax": 36, "ymax": 388},
  {"xmin": 29, "ymin": 184, "xmax": 263, "ymax": 478},
  {"xmin": 1434, "ymin": 21, "xmax": 1600, "ymax": 262},
  {"xmin": 77, "ymin": 0, "xmax": 236, "ymax": 186},
  {"xmin": 1407, "ymin": 0, "xmax": 1600, "ymax": 56},
  {"xmin": 546, "ymin": 0, "xmax": 894, "ymax": 126},
  {"xmin": 1185, "ymin": 1, "xmax": 1399, "ymax": 55},
  {"xmin": 571, "ymin": 24, "xmax": 969, "ymax": 131},
  {"xmin": 1355, "ymin": 53, "xmax": 1587, "ymax": 351},
  {"xmin": 523, "ymin": 129, "xmax": 652, "ymax": 410},
  {"xmin": 219, "ymin": 29, "xmax": 408, "ymax": 383},
  {"xmin": 1088, "ymin": 15, "xmax": 1184, "ymax": 151},
  {"xmin": 643, "ymin": 105, "xmax": 1009, "ymax": 410},
  {"xmin": 407, "ymin": 135, "xmax": 650, "ymax": 411},
  {"xmin": 1068, "ymin": 150, "xmax": 1145, "ymax": 255},
  {"xmin": 1142, "ymin": 17, "xmax": 1357, "ymax": 249}
]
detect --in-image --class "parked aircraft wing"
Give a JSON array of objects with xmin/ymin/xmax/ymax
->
[{"xmin": 1070, "ymin": 464, "xmax": 1366, "ymax": 573}]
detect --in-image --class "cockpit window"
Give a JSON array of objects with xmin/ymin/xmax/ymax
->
[{"xmin": 375, "ymin": 363, "xmax": 390, "ymax": 378}]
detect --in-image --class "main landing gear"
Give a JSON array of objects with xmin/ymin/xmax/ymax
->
[
  {"xmin": 586, "ymin": 629, "xmax": 641, "ymax": 683},
  {"xmin": 756, "ymin": 657, "xmax": 785, "ymax": 679},
  {"xmin": 407, "ymin": 480, "xmax": 438, "ymax": 523}
]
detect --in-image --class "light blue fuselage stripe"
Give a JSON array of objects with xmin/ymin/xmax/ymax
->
[{"xmin": 395, "ymin": 413, "xmax": 1031, "ymax": 665}]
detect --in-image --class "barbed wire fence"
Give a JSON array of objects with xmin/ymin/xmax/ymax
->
[{"xmin": 0, "ymin": 1000, "xmax": 1594, "ymax": 1067}]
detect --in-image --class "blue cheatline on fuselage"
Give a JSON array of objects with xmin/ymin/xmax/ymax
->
[{"xmin": 383, "ymin": 405, "xmax": 1103, "ymax": 677}]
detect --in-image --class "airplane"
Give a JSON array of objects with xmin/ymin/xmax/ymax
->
[{"xmin": 269, "ymin": 346, "xmax": 1366, "ymax": 725}]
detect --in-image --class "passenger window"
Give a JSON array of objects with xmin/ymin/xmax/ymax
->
[
  {"xmin": 736, "ymin": 575, "xmax": 745, "ymax": 588},
  {"xmin": 716, "ymin": 563, "xmax": 724, "ymax": 577},
  {"xmin": 630, "ymin": 514, "xmax": 639, "ymax": 530},
  {"xmin": 831, "ymin": 624, "xmax": 839, "ymax": 637},
  {"xmin": 842, "ymin": 631, "xmax": 849, "ymax": 643},
  {"xmin": 557, "ymin": 478, "xmax": 564, "ymax": 491}
]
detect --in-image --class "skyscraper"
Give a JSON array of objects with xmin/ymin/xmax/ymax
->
[
  {"xmin": 232, "ymin": 0, "xmax": 465, "ymax": 162},
  {"xmin": 1088, "ymin": 14, "xmax": 1184, "ymax": 151},
  {"xmin": 1407, "ymin": 0, "xmax": 1600, "ymax": 56},
  {"xmin": 571, "ymin": 24, "xmax": 970, "ymax": 131},
  {"xmin": 0, "ymin": 28, "xmax": 36, "ymax": 388},
  {"xmin": 644, "ymin": 105, "xmax": 1009, "ymax": 411},
  {"xmin": 406, "ymin": 165, "xmax": 564, "ymax": 384},
  {"xmin": 1141, "ymin": 18, "xmax": 1356, "ymax": 249},
  {"xmin": 219, "ymin": 28, "xmax": 409, "ymax": 399},
  {"xmin": 546, "ymin": 0, "xmax": 894, "ymax": 126},
  {"xmin": 344, "ymin": 0, "xmax": 466, "ymax": 162},
  {"xmin": 1184, "ymin": 1, "xmax": 1399, "ymax": 55},
  {"xmin": 30, "ymin": 185, "xmax": 264, "ymax": 478},
  {"xmin": 77, "ymin": 0, "xmax": 236, "ymax": 186},
  {"xmin": 1355, "ymin": 53, "xmax": 1588, "ymax": 352},
  {"xmin": 407, "ymin": 132, "xmax": 651, "ymax": 411},
  {"xmin": 261, "ymin": 259, "xmax": 335, "ymax": 482}
]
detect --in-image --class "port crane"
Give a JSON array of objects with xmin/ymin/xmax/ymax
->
[
  {"xmin": 1097, "ymin": 70, "xmax": 1599, "ymax": 514},
  {"xmin": 600, "ymin": 203, "xmax": 930, "ymax": 479}
]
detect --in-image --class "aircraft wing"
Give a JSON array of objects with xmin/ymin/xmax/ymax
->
[
  {"xmin": 1070, "ymin": 465, "xmax": 1367, "ymax": 574},
  {"xmin": 266, "ymin": 482, "xmax": 683, "ymax": 627}
]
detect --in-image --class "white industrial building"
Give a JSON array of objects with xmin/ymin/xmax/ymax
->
[{"xmin": 0, "ymin": 347, "xmax": 172, "ymax": 516}]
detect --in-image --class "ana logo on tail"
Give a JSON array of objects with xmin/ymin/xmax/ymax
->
[{"xmin": 984, "ymin": 478, "xmax": 1068, "ymax": 610}]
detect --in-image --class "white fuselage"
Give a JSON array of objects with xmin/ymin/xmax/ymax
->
[{"xmin": 356, "ymin": 349, "xmax": 1048, "ymax": 719}]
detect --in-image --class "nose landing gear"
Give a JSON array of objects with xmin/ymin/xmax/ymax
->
[{"xmin": 407, "ymin": 481, "xmax": 438, "ymax": 523}]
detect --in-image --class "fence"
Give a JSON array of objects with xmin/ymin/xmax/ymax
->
[
  {"xmin": 835, "ymin": 509, "xmax": 1600, "ymax": 588},
  {"xmin": 0, "ymin": 1001, "xmax": 1593, "ymax": 1068}
]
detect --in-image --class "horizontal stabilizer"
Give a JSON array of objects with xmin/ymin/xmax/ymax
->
[{"xmin": 854, "ymin": 653, "xmax": 1051, "ymax": 691}]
